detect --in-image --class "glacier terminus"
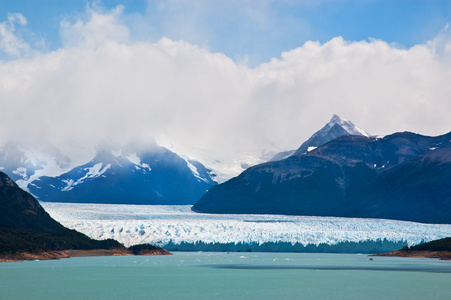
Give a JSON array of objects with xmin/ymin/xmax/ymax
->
[{"xmin": 42, "ymin": 202, "xmax": 451, "ymax": 253}]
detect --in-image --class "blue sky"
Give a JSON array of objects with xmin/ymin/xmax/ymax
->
[
  {"xmin": 1, "ymin": 1, "xmax": 451, "ymax": 173},
  {"xmin": 1, "ymin": 0, "xmax": 450, "ymax": 65}
]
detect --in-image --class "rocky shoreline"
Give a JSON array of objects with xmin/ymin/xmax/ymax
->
[
  {"xmin": 0, "ymin": 247, "xmax": 172, "ymax": 263},
  {"xmin": 372, "ymin": 250, "xmax": 451, "ymax": 260}
]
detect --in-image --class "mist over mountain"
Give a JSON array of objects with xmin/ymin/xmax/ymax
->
[
  {"xmin": 0, "ymin": 141, "xmax": 218, "ymax": 205},
  {"xmin": 0, "ymin": 141, "xmax": 71, "ymax": 191},
  {"xmin": 27, "ymin": 143, "xmax": 217, "ymax": 205}
]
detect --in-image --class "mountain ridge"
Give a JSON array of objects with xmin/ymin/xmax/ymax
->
[
  {"xmin": 28, "ymin": 145, "xmax": 217, "ymax": 205},
  {"xmin": 1, "ymin": 142, "xmax": 218, "ymax": 205},
  {"xmin": 192, "ymin": 130, "xmax": 451, "ymax": 224}
]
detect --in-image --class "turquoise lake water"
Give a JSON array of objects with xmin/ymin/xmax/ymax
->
[{"xmin": 1, "ymin": 252, "xmax": 451, "ymax": 300}]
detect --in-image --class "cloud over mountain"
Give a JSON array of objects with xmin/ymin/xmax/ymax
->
[{"xmin": 0, "ymin": 4, "xmax": 450, "ymax": 169}]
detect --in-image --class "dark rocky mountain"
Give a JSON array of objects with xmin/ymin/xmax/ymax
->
[
  {"xmin": 0, "ymin": 171, "xmax": 121, "ymax": 254},
  {"xmin": 0, "ymin": 171, "xmax": 62, "ymax": 231},
  {"xmin": 29, "ymin": 145, "xmax": 217, "ymax": 205},
  {"xmin": 269, "ymin": 114, "xmax": 370, "ymax": 161},
  {"xmin": 192, "ymin": 131, "xmax": 451, "ymax": 224}
]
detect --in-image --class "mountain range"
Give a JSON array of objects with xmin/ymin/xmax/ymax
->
[
  {"xmin": 3, "ymin": 115, "xmax": 363, "ymax": 206},
  {"xmin": 3, "ymin": 114, "xmax": 450, "ymax": 224},
  {"xmin": 193, "ymin": 126, "xmax": 451, "ymax": 224},
  {"xmin": 1, "ymin": 142, "xmax": 217, "ymax": 205}
]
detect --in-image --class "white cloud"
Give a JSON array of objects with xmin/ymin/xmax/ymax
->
[
  {"xmin": 60, "ymin": 5, "xmax": 129, "ymax": 49},
  {"xmin": 0, "ymin": 13, "xmax": 29, "ymax": 57},
  {"xmin": 0, "ymin": 7, "xmax": 450, "ymax": 176},
  {"xmin": 8, "ymin": 13, "xmax": 27, "ymax": 26},
  {"xmin": 251, "ymin": 36, "xmax": 451, "ymax": 143}
]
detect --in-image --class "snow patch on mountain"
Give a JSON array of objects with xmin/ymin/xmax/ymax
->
[
  {"xmin": 183, "ymin": 159, "xmax": 206, "ymax": 183},
  {"xmin": 61, "ymin": 163, "xmax": 111, "ymax": 192},
  {"xmin": 329, "ymin": 114, "xmax": 370, "ymax": 137},
  {"xmin": 61, "ymin": 179, "xmax": 75, "ymax": 192},
  {"xmin": 0, "ymin": 142, "xmax": 72, "ymax": 191},
  {"xmin": 79, "ymin": 163, "xmax": 111, "ymax": 182},
  {"xmin": 18, "ymin": 147, "xmax": 71, "ymax": 179},
  {"xmin": 270, "ymin": 114, "xmax": 371, "ymax": 161},
  {"xmin": 126, "ymin": 153, "xmax": 151, "ymax": 172}
]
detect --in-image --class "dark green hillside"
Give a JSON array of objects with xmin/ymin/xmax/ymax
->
[
  {"xmin": 0, "ymin": 171, "xmax": 122, "ymax": 254},
  {"xmin": 409, "ymin": 237, "xmax": 451, "ymax": 252}
]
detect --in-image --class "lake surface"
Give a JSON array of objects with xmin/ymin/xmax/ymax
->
[{"xmin": 1, "ymin": 252, "xmax": 451, "ymax": 299}]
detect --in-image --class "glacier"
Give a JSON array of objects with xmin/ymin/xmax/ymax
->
[{"xmin": 41, "ymin": 202, "xmax": 451, "ymax": 253}]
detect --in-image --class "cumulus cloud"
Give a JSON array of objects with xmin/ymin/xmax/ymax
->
[
  {"xmin": 252, "ymin": 36, "xmax": 451, "ymax": 142},
  {"xmin": 60, "ymin": 5, "xmax": 130, "ymax": 48},
  {"xmin": 0, "ymin": 5, "xmax": 450, "ymax": 175}
]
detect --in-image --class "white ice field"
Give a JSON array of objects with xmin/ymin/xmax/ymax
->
[{"xmin": 41, "ymin": 202, "xmax": 451, "ymax": 253}]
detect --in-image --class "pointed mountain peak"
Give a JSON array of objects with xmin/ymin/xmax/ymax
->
[
  {"xmin": 330, "ymin": 114, "xmax": 343, "ymax": 123},
  {"xmin": 326, "ymin": 114, "xmax": 370, "ymax": 137},
  {"xmin": 292, "ymin": 114, "xmax": 370, "ymax": 155},
  {"xmin": 269, "ymin": 114, "xmax": 371, "ymax": 161}
]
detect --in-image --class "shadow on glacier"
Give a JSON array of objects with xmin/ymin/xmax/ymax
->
[{"xmin": 163, "ymin": 238, "xmax": 408, "ymax": 254}]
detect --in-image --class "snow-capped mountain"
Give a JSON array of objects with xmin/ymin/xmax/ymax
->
[
  {"xmin": 0, "ymin": 141, "xmax": 71, "ymax": 192},
  {"xmin": 270, "ymin": 114, "xmax": 370, "ymax": 161},
  {"xmin": 29, "ymin": 143, "xmax": 217, "ymax": 205},
  {"xmin": 158, "ymin": 139, "xmax": 280, "ymax": 183}
]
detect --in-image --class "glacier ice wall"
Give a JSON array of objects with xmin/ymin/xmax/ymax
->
[{"xmin": 41, "ymin": 203, "xmax": 451, "ymax": 253}]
